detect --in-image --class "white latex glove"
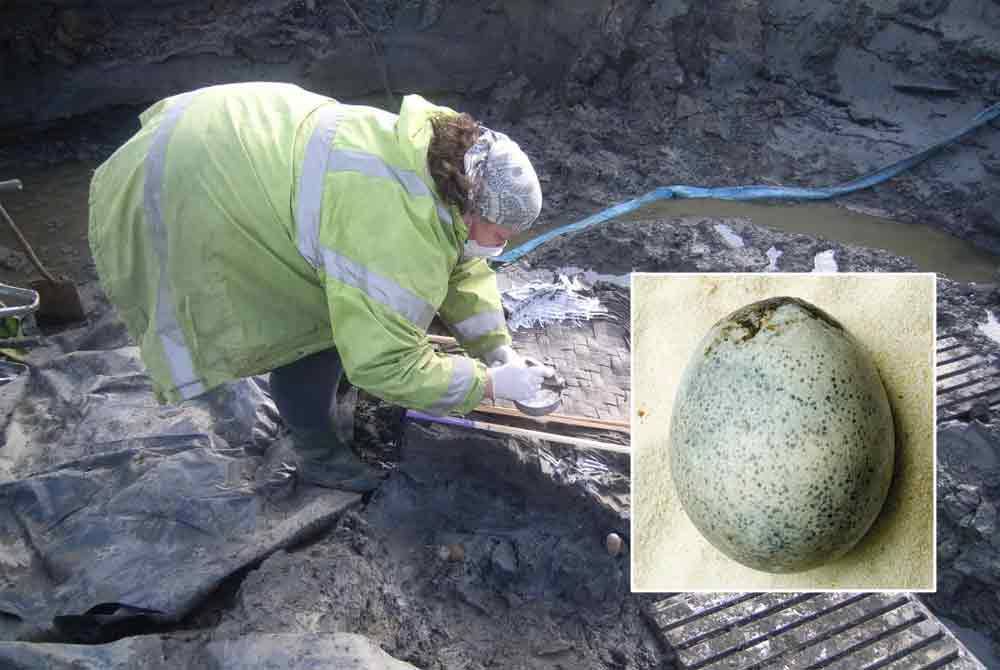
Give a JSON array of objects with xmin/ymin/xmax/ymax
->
[
  {"xmin": 487, "ymin": 361, "xmax": 554, "ymax": 402},
  {"xmin": 484, "ymin": 344, "xmax": 522, "ymax": 368}
]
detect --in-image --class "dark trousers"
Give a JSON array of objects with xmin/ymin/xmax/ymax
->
[{"xmin": 269, "ymin": 347, "xmax": 344, "ymax": 434}]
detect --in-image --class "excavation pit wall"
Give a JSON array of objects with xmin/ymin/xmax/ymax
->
[{"xmin": 2, "ymin": 0, "xmax": 1000, "ymax": 256}]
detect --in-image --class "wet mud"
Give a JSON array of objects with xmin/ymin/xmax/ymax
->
[{"xmin": 208, "ymin": 424, "xmax": 651, "ymax": 669}]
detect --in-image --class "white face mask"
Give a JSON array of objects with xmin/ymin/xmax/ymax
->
[{"xmin": 462, "ymin": 239, "xmax": 507, "ymax": 259}]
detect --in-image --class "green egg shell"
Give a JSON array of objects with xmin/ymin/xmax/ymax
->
[{"xmin": 669, "ymin": 296, "xmax": 895, "ymax": 573}]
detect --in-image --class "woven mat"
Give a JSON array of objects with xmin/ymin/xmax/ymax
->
[{"xmin": 507, "ymin": 296, "xmax": 630, "ymax": 422}]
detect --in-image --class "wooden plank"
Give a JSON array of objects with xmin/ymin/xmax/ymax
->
[
  {"xmin": 690, "ymin": 593, "xmax": 906, "ymax": 670},
  {"xmin": 779, "ymin": 600, "xmax": 924, "ymax": 669},
  {"xmin": 470, "ymin": 404, "xmax": 630, "ymax": 432},
  {"xmin": 428, "ymin": 334, "xmax": 462, "ymax": 348}
]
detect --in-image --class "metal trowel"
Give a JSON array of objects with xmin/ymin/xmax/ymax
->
[{"xmin": 513, "ymin": 357, "xmax": 567, "ymax": 417}]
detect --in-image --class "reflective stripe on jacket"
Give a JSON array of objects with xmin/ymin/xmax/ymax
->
[{"xmin": 89, "ymin": 82, "xmax": 511, "ymax": 414}]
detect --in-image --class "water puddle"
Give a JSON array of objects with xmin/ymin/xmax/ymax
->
[{"xmin": 518, "ymin": 199, "xmax": 999, "ymax": 283}]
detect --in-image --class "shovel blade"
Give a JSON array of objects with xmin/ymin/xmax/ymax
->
[{"xmin": 30, "ymin": 278, "xmax": 85, "ymax": 323}]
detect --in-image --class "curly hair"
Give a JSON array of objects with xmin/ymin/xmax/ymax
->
[{"xmin": 427, "ymin": 112, "xmax": 479, "ymax": 213}]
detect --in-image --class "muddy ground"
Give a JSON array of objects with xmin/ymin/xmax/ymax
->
[
  {"xmin": 2, "ymin": 0, "xmax": 1000, "ymax": 254},
  {"xmin": 1, "ymin": 0, "xmax": 1000, "ymax": 666},
  {"xmin": 203, "ymin": 425, "xmax": 648, "ymax": 669}
]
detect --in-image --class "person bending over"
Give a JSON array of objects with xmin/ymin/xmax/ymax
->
[{"xmin": 89, "ymin": 82, "xmax": 551, "ymax": 492}]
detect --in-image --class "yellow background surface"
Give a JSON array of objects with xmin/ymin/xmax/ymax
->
[{"xmin": 631, "ymin": 273, "xmax": 936, "ymax": 591}]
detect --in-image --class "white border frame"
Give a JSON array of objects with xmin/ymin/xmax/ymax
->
[{"xmin": 628, "ymin": 271, "xmax": 938, "ymax": 594}]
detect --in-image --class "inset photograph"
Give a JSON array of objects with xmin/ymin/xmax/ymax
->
[{"xmin": 631, "ymin": 273, "xmax": 936, "ymax": 592}]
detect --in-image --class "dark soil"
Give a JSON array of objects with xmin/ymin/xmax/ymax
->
[{"xmin": 208, "ymin": 423, "xmax": 653, "ymax": 670}]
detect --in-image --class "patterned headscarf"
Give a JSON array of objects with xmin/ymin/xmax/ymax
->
[{"xmin": 463, "ymin": 127, "xmax": 543, "ymax": 232}]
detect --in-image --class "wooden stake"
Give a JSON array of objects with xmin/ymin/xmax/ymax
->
[
  {"xmin": 471, "ymin": 403, "xmax": 630, "ymax": 433},
  {"xmin": 428, "ymin": 334, "xmax": 459, "ymax": 346},
  {"xmin": 406, "ymin": 410, "xmax": 630, "ymax": 455}
]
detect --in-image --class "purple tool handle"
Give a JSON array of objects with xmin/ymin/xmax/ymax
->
[{"xmin": 405, "ymin": 410, "xmax": 475, "ymax": 429}]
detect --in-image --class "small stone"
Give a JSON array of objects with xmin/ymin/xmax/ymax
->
[
  {"xmin": 676, "ymin": 94, "xmax": 702, "ymax": 119},
  {"xmin": 534, "ymin": 640, "xmax": 574, "ymax": 657},
  {"xmin": 0, "ymin": 246, "xmax": 31, "ymax": 274},
  {"xmin": 447, "ymin": 544, "xmax": 465, "ymax": 562},
  {"xmin": 968, "ymin": 401, "xmax": 991, "ymax": 424},
  {"xmin": 972, "ymin": 501, "xmax": 997, "ymax": 539},
  {"xmin": 491, "ymin": 540, "xmax": 517, "ymax": 576},
  {"xmin": 606, "ymin": 532, "xmax": 623, "ymax": 556},
  {"xmin": 437, "ymin": 543, "xmax": 464, "ymax": 562}
]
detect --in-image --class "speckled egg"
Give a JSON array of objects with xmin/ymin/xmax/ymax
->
[{"xmin": 669, "ymin": 297, "xmax": 895, "ymax": 573}]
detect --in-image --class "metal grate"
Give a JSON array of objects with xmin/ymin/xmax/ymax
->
[
  {"xmin": 644, "ymin": 592, "xmax": 987, "ymax": 669},
  {"xmin": 936, "ymin": 327, "xmax": 1000, "ymax": 422}
]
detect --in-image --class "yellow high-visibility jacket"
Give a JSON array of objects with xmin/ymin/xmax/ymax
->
[{"xmin": 89, "ymin": 82, "xmax": 511, "ymax": 414}]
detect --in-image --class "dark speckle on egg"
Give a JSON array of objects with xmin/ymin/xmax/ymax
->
[{"xmin": 669, "ymin": 296, "xmax": 895, "ymax": 573}]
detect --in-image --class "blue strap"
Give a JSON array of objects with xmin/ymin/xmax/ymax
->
[{"xmin": 494, "ymin": 102, "xmax": 1000, "ymax": 265}]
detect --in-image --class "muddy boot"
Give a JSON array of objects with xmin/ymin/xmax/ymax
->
[
  {"xmin": 267, "ymin": 347, "xmax": 384, "ymax": 493},
  {"xmin": 289, "ymin": 427, "xmax": 386, "ymax": 493},
  {"xmin": 253, "ymin": 439, "xmax": 300, "ymax": 500}
]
